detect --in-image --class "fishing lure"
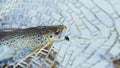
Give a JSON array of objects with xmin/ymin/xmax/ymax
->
[{"xmin": 0, "ymin": 25, "xmax": 66, "ymax": 67}]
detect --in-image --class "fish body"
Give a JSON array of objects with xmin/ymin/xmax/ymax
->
[{"xmin": 0, "ymin": 25, "xmax": 66, "ymax": 67}]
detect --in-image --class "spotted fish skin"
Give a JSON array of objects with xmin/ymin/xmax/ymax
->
[{"xmin": 0, "ymin": 25, "xmax": 66, "ymax": 66}]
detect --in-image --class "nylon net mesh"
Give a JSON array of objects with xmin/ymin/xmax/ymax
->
[{"xmin": 0, "ymin": 0, "xmax": 120, "ymax": 68}]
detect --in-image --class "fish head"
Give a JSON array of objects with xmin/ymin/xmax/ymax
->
[
  {"xmin": 40, "ymin": 25, "xmax": 67, "ymax": 42},
  {"xmin": 51, "ymin": 25, "xmax": 66, "ymax": 38}
]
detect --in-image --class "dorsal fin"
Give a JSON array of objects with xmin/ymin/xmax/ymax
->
[
  {"xmin": 0, "ymin": 26, "xmax": 45, "ymax": 39},
  {"xmin": 0, "ymin": 28, "xmax": 22, "ymax": 39},
  {"xmin": 0, "ymin": 28, "xmax": 21, "ymax": 32}
]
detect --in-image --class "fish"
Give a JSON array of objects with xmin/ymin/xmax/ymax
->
[{"xmin": 0, "ymin": 25, "xmax": 66, "ymax": 67}]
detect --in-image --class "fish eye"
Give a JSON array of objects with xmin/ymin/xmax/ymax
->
[{"xmin": 55, "ymin": 30, "xmax": 60, "ymax": 35}]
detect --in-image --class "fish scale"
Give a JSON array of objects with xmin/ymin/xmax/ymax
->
[{"xmin": 0, "ymin": 25, "xmax": 66, "ymax": 67}]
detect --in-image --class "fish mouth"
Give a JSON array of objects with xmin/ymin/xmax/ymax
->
[
  {"xmin": 57, "ymin": 25, "xmax": 67, "ymax": 31},
  {"xmin": 58, "ymin": 27, "xmax": 67, "ymax": 38},
  {"xmin": 63, "ymin": 26, "xmax": 67, "ymax": 30},
  {"xmin": 59, "ymin": 25, "xmax": 67, "ymax": 38}
]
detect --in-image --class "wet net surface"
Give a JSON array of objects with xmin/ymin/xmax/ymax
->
[{"xmin": 0, "ymin": 0, "xmax": 120, "ymax": 68}]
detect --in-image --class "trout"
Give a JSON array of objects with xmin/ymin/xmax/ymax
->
[{"xmin": 0, "ymin": 25, "xmax": 66, "ymax": 67}]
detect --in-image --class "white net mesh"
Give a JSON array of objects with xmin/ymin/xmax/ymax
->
[{"xmin": 0, "ymin": 0, "xmax": 120, "ymax": 68}]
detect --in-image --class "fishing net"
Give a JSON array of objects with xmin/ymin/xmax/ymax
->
[{"xmin": 0, "ymin": 0, "xmax": 120, "ymax": 68}]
